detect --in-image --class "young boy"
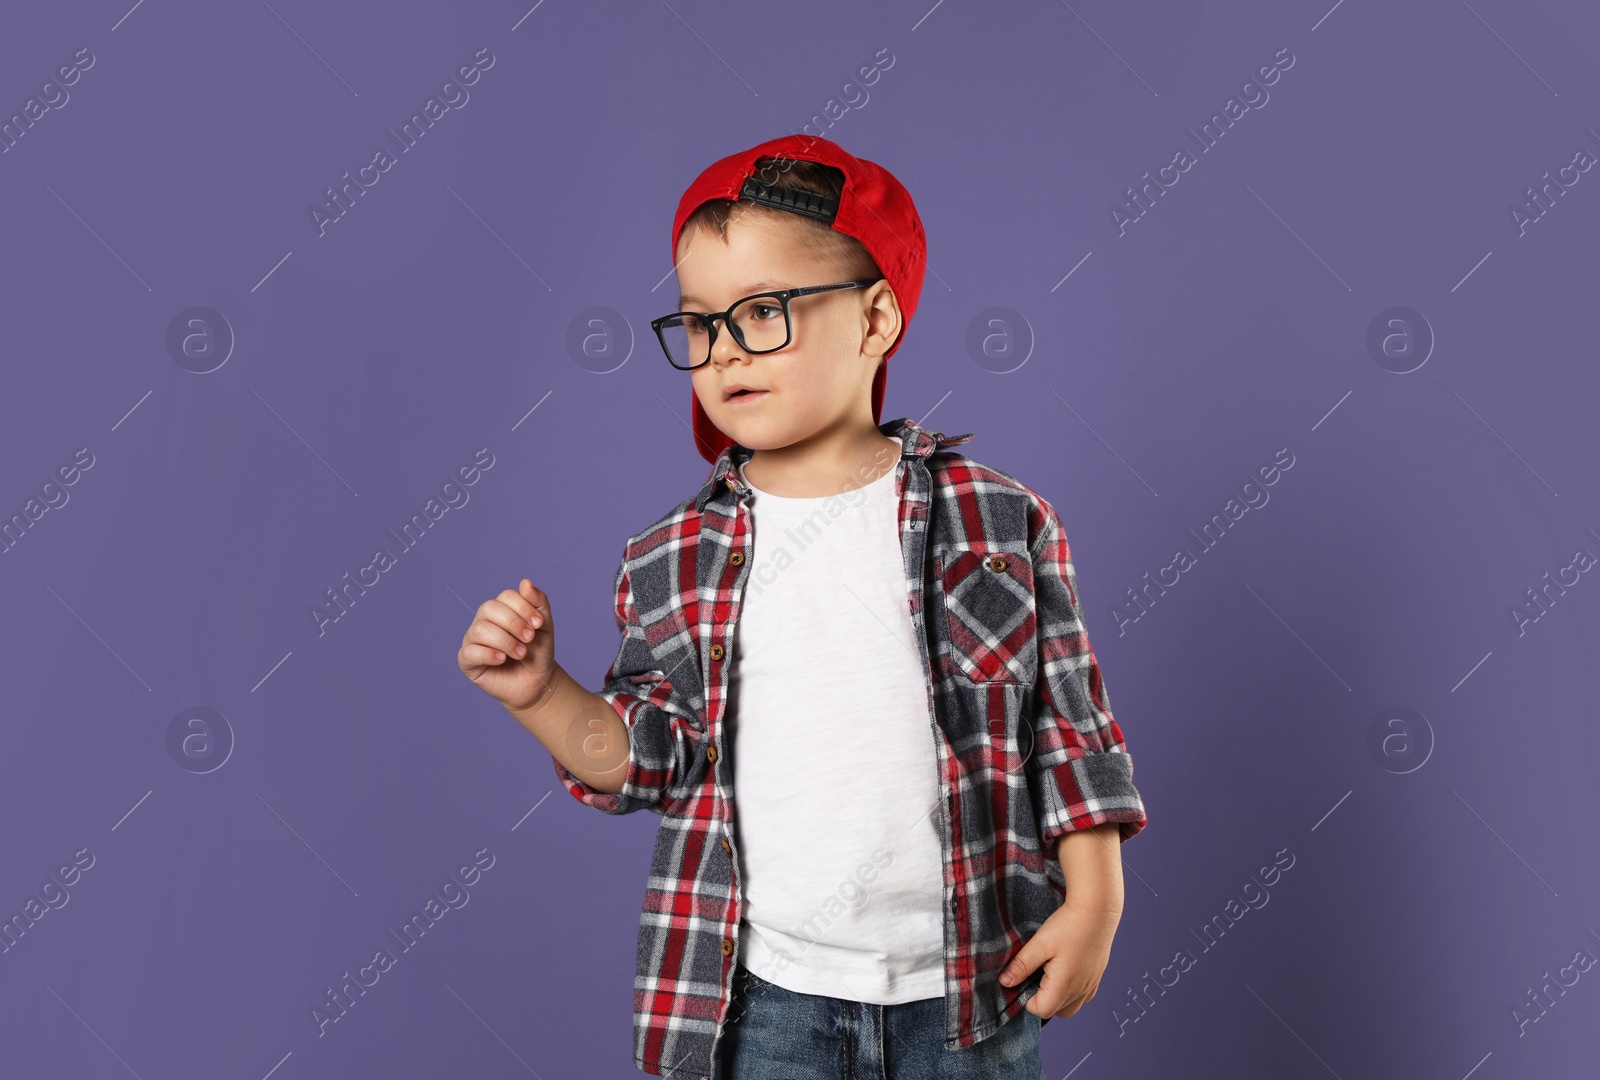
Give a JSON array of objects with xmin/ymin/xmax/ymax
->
[{"xmin": 458, "ymin": 135, "xmax": 1149, "ymax": 1080}]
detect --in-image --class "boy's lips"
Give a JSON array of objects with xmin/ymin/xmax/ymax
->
[{"xmin": 724, "ymin": 388, "xmax": 769, "ymax": 403}]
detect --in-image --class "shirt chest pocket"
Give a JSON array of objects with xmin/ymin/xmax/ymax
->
[{"xmin": 936, "ymin": 546, "xmax": 1037, "ymax": 685}]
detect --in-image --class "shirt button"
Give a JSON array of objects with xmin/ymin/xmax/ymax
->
[
  {"xmin": 987, "ymin": 555, "xmax": 1007, "ymax": 572},
  {"xmin": 707, "ymin": 745, "xmax": 718, "ymax": 763},
  {"xmin": 721, "ymin": 938, "xmax": 734, "ymax": 956},
  {"xmin": 721, "ymin": 837, "xmax": 731, "ymax": 854},
  {"xmin": 730, "ymin": 551, "xmax": 744, "ymax": 565},
  {"xmin": 710, "ymin": 643, "xmax": 725, "ymax": 661}
]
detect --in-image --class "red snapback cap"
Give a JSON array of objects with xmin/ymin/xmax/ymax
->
[{"xmin": 669, "ymin": 135, "xmax": 926, "ymax": 465}]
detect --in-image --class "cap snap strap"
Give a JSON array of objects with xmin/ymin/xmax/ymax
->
[{"xmin": 738, "ymin": 174, "xmax": 839, "ymax": 225}]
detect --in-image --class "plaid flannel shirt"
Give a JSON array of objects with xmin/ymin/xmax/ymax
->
[{"xmin": 554, "ymin": 416, "xmax": 1148, "ymax": 1079}]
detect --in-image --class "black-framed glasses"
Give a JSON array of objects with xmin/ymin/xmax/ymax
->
[{"xmin": 651, "ymin": 278, "xmax": 884, "ymax": 370}]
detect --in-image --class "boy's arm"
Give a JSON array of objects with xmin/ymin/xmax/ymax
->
[
  {"xmin": 1001, "ymin": 509, "xmax": 1142, "ymax": 1013},
  {"xmin": 505, "ymin": 665, "xmax": 627, "ymax": 792},
  {"xmin": 539, "ymin": 552, "xmax": 704, "ymax": 816},
  {"xmin": 1024, "ymin": 497, "xmax": 1149, "ymax": 861},
  {"xmin": 1056, "ymin": 822, "xmax": 1126, "ymax": 912},
  {"xmin": 1000, "ymin": 821, "xmax": 1128, "ymax": 1004}
]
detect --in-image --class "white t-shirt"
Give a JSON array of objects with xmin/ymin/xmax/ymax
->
[{"xmin": 728, "ymin": 454, "xmax": 946, "ymax": 1004}]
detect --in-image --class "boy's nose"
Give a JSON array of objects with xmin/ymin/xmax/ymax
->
[{"xmin": 708, "ymin": 326, "xmax": 750, "ymax": 367}]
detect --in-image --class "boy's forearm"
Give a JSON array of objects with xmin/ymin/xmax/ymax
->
[
  {"xmin": 1056, "ymin": 822, "xmax": 1126, "ymax": 913},
  {"xmin": 505, "ymin": 664, "xmax": 631, "ymax": 795}
]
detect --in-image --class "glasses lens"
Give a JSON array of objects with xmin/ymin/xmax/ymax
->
[
  {"xmin": 730, "ymin": 295, "xmax": 790, "ymax": 354},
  {"xmin": 658, "ymin": 313, "xmax": 708, "ymax": 369}
]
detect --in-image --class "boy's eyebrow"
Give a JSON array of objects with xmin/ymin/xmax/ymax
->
[{"xmin": 677, "ymin": 279, "xmax": 788, "ymax": 310}]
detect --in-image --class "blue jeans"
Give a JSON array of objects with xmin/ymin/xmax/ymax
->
[{"xmin": 716, "ymin": 963, "xmax": 1043, "ymax": 1080}]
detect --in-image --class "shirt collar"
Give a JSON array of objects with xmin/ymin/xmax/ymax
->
[{"xmin": 694, "ymin": 416, "xmax": 976, "ymax": 513}]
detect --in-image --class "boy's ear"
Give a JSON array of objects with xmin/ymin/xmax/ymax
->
[{"xmin": 865, "ymin": 284, "xmax": 902, "ymax": 357}]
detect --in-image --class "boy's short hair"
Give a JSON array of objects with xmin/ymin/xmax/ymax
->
[{"xmin": 678, "ymin": 156, "xmax": 883, "ymax": 286}]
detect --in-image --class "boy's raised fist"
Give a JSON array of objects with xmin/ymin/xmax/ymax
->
[{"xmin": 457, "ymin": 579, "xmax": 557, "ymax": 712}]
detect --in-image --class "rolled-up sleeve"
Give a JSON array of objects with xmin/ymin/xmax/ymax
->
[
  {"xmin": 1024, "ymin": 498, "xmax": 1148, "ymax": 851},
  {"xmin": 553, "ymin": 554, "xmax": 704, "ymax": 816}
]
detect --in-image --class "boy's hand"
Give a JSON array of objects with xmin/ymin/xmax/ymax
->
[
  {"xmin": 997, "ymin": 901, "xmax": 1123, "ymax": 1021},
  {"xmin": 457, "ymin": 579, "xmax": 558, "ymax": 713}
]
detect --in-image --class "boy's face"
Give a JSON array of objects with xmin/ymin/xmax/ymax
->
[{"xmin": 675, "ymin": 210, "xmax": 898, "ymax": 455}]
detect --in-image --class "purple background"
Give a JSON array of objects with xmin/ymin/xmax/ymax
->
[{"xmin": 3, "ymin": 0, "xmax": 1598, "ymax": 1076}]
